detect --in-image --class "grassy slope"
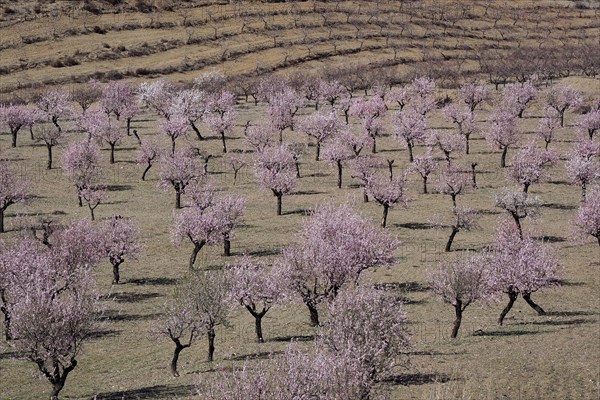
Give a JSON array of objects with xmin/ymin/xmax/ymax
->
[{"xmin": 0, "ymin": 1, "xmax": 599, "ymax": 399}]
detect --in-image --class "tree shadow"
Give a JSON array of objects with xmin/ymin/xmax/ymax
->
[
  {"xmin": 294, "ymin": 190, "xmax": 325, "ymax": 195},
  {"xmin": 228, "ymin": 350, "xmax": 283, "ymax": 362},
  {"xmin": 542, "ymin": 202, "xmax": 576, "ymax": 210},
  {"xmin": 374, "ymin": 281, "xmax": 430, "ymax": 293},
  {"xmin": 88, "ymin": 329, "xmax": 121, "ymax": 340},
  {"xmin": 128, "ymin": 277, "xmax": 179, "ymax": 286},
  {"xmin": 0, "ymin": 350, "xmax": 19, "ymax": 360},
  {"xmin": 247, "ymin": 248, "xmax": 280, "ymax": 257},
  {"xmin": 98, "ymin": 310, "xmax": 162, "ymax": 322},
  {"xmin": 384, "ymin": 373, "xmax": 453, "ymax": 386},
  {"xmin": 394, "ymin": 222, "xmax": 432, "ymax": 230},
  {"xmin": 547, "ymin": 180, "xmax": 571, "ymax": 186},
  {"xmin": 95, "ymin": 384, "xmax": 196, "ymax": 400},
  {"xmin": 554, "ymin": 279, "xmax": 585, "ymax": 287},
  {"xmin": 101, "ymin": 292, "xmax": 162, "ymax": 303},
  {"xmin": 546, "ymin": 310, "xmax": 596, "ymax": 317},
  {"xmin": 535, "ymin": 235, "xmax": 566, "ymax": 243},
  {"xmin": 270, "ymin": 334, "xmax": 315, "ymax": 343},
  {"xmin": 303, "ymin": 172, "xmax": 328, "ymax": 178},
  {"xmin": 283, "ymin": 208, "xmax": 310, "ymax": 216},
  {"xmin": 518, "ymin": 318, "xmax": 595, "ymax": 327},
  {"xmin": 106, "ymin": 184, "xmax": 133, "ymax": 192},
  {"xmin": 472, "ymin": 329, "xmax": 550, "ymax": 337}
]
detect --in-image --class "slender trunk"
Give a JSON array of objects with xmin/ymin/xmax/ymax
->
[
  {"xmin": 207, "ymin": 327, "xmax": 215, "ymax": 362},
  {"xmin": 336, "ymin": 161, "xmax": 343, "ymax": 188},
  {"xmin": 171, "ymin": 343, "xmax": 185, "ymax": 377},
  {"xmin": 126, "ymin": 117, "xmax": 132, "ymax": 136},
  {"xmin": 511, "ymin": 213, "xmax": 523, "ymax": 239},
  {"xmin": 46, "ymin": 144, "xmax": 53, "ymax": 169},
  {"xmin": 523, "ymin": 183, "xmax": 530, "ymax": 193},
  {"xmin": 597, "ymin": 236, "xmax": 600, "ymax": 247},
  {"xmin": 501, "ymin": 145, "xmax": 508, "ymax": 168},
  {"xmin": 254, "ymin": 314, "xmax": 265, "ymax": 343},
  {"xmin": 112, "ymin": 261, "xmax": 122, "ymax": 284},
  {"xmin": 50, "ymin": 381, "xmax": 65, "ymax": 400},
  {"xmin": 11, "ymin": 128, "xmax": 18, "ymax": 148},
  {"xmin": 109, "ymin": 143, "xmax": 116, "ymax": 164},
  {"xmin": 545, "ymin": 140, "xmax": 550, "ymax": 150},
  {"xmin": 0, "ymin": 208, "xmax": 4, "ymax": 233},
  {"xmin": 451, "ymin": 193, "xmax": 457, "ymax": 208},
  {"xmin": 175, "ymin": 189, "xmax": 182, "ymax": 209},
  {"xmin": 171, "ymin": 138, "xmax": 176, "ymax": 156},
  {"xmin": 142, "ymin": 163, "xmax": 152, "ymax": 181},
  {"xmin": 89, "ymin": 205, "xmax": 96, "ymax": 221},
  {"xmin": 315, "ymin": 142, "xmax": 320, "ymax": 161},
  {"xmin": 344, "ymin": 109, "xmax": 349, "ymax": 124},
  {"xmin": 451, "ymin": 301, "xmax": 463, "ymax": 338},
  {"xmin": 522, "ymin": 292, "xmax": 545, "ymax": 315},
  {"xmin": 363, "ymin": 189, "xmax": 369, "ymax": 203},
  {"xmin": 387, "ymin": 160, "xmax": 394, "ymax": 180},
  {"xmin": 279, "ymin": 129, "xmax": 284, "ymax": 144},
  {"xmin": 295, "ymin": 161, "xmax": 301, "ymax": 178},
  {"xmin": 221, "ymin": 131, "xmax": 227, "ymax": 153},
  {"xmin": 498, "ymin": 289, "xmax": 518, "ymax": 325},
  {"xmin": 581, "ymin": 182, "xmax": 586, "ymax": 201},
  {"xmin": 0, "ymin": 292, "xmax": 11, "ymax": 340},
  {"xmin": 189, "ymin": 242, "xmax": 204, "ymax": 270},
  {"xmin": 233, "ymin": 170, "xmax": 238, "ymax": 185},
  {"xmin": 276, "ymin": 193, "xmax": 282, "ymax": 216},
  {"xmin": 445, "ymin": 226, "xmax": 459, "ymax": 252},
  {"xmin": 78, "ymin": 193, "xmax": 83, "ymax": 207},
  {"xmin": 408, "ymin": 142, "xmax": 414, "ymax": 162},
  {"xmin": 371, "ymin": 138, "xmax": 377, "ymax": 153},
  {"xmin": 471, "ymin": 163, "xmax": 478, "ymax": 188},
  {"xmin": 30, "ymin": 126, "xmax": 34, "ymax": 140},
  {"xmin": 307, "ymin": 302, "xmax": 320, "ymax": 326},
  {"xmin": 223, "ymin": 235, "xmax": 231, "ymax": 257},
  {"xmin": 381, "ymin": 204, "xmax": 389, "ymax": 228},
  {"xmin": 52, "ymin": 117, "xmax": 62, "ymax": 133},
  {"xmin": 133, "ymin": 129, "xmax": 142, "ymax": 145},
  {"xmin": 465, "ymin": 135, "xmax": 470, "ymax": 154},
  {"xmin": 559, "ymin": 111, "xmax": 564, "ymax": 128}
]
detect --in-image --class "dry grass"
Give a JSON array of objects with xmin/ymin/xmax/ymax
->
[{"xmin": 0, "ymin": 1, "xmax": 599, "ymax": 399}]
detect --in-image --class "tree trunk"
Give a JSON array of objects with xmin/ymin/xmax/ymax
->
[
  {"xmin": 336, "ymin": 161, "xmax": 343, "ymax": 188},
  {"xmin": 0, "ymin": 208, "xmax": 4, "ymax": 233},
  {"xmin": 581, "ymin": 182, "xmax": 586, "ymax": 201},
  {"xmin": 307, "ymin": 302, "xmax": 320, "ymax": 327},
  {"xmin": 363, "ymin": 189, "xmax": 369, "ymax": 203},
  {"xmin": 465, "ymin": 135, "xmax": 470, "ymax": 155},
  {"xmin": 371, "ymin": 138, "xmax": 377, "ymax": 153},
  {"xmin": 501, "ymin": 145, "xmax": 508, "ymax": 168},
  {"xmin": 175, "ymin": 189, "xmax": 182, "ymax": 209},
  {"xmin": 559, "ymin": 111, "xmax": 564, "ymax": 128},
  {"xmin": 451, "ymin": 193, "xmax": 457, "ymax": 208},
  {"xmin": 422, "ymin": 176, "xmax": 428, "ymax": 194},
  {"xmin": 445, "ymin": 226, "xmax": 459, "ymax": 252},
  {"xmin": 221, "ymin": 131, "xmax": 227, "ymax": 153},
  {"xmin": 207, "ymin": 327, "xmax": 215, "ymax": 362},
  {"xmin": 112, "ymin": 261, "xmax": 122, "ymax": 284},
  {"xmin": 89, "ymin": 205, "xmax": 96, "ymax": 221},
  {"xmin": 498, "ymin": 289, "xmax": 518, "ymax": 325},
  {"xmin": 381, "ymin": 204, "xmax": 389, "ymax": 228},
  {"xmin": 451, "ymin": 301, "xmax": 463, "ymax": 338},
  {"xmin": 133, "ymin": 129, "xmax": 142, "ymax": 145},
  {"xmin": 11, "ymin": 128, "xmax": 18, "ymax": 148},
  {"xmin": 0, "ymin": 292, "xmax": 12, "ymax": 340},
  {"xmin": 407, "ymin": 143, "xmax": 414, "ymax": 162},
  {"xmin": 279, "ymin": 129, "xmax": 284, "ymax": 144},
  {"xmin": 471, "ymin": 163, "xmax": 478, "ymax": 188},
  {"xmin": 315, "ymin": 142, "xmax": 320, "ymax": 161},
  {"xmin": 142, "ymin": 163, "xmax": 152, "ymax": 181},
  {"xmin": 387, "ymin": 160, "xmax": 394, "ymax": 180},
  {"xmin": 171, "ymin": 343, "xmax": 185, "ymax": 377},
  {"xmin": 295, "ymin": 161, "xmax": 301, "ymax": 178},
  {"xmin": 511, "ymin": 212, "xmax": 523, "ymax": 239},
  {"xmin": 50, "ymin": 381, "xmax": 65, "ymax": 400},
  {"xmin": 126, "ymin": 117, "xmax": 132, "ymax": 136},
  {"xmin": 78, "ymin": 193, "xmax": 83, "ymax": 207},
  {"xmin": 276, "ymin": 193, "xmax": 282, "ymax": 216},
  {"xmin": 52, "ymin": 117, "xmax": 62, "ymax": 133},
  {"xmin": 46, "ymin": 144, "xmax": 53, "ymax": 170},
  {"xmin": 223, "ymin": 236, "xmax": 231, "ymax": 257},
  {"xmin": 110, "ymin": 143, "xmax": 116, "ymax": 164},
  {"xmin": 189, "ymin": 242, "xmax": 204, "ymax": 270},
  {"xmin": 171, "ymin": 138, "xmax": 176, "ymax": 156},
  {"xmin": 522, "ymin": 292, "xmax": 545, "ymax": 315}
]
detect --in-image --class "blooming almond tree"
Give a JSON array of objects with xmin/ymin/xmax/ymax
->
[
  {"xmin": 229, "ymin": 256, "xmax": 281, "ymax": 343},
  {"xmin": 138, "ymin": 79, "xmax": 176, "ymax": 120},
  {"xmin": 266, "ymin": 86, "xmax": 303, "ymax": 143},
  {"xmin": 172, "ymin": 88, "xmax": 206, "ymax": 140},
  {"xmin": 489, "ymin": 221, "xmax": 560, "ymax": 325},
  {"xmin": 159, "ymin": 115, "xmax": 189, "ymax": 155},
  {"xmin": 79, "ymin": 185, "xmax": 107, "ymax": 221},
  {"xmin": 494, "ymin": 190, "xmax": 541, "ymax": 239},
  {"xmin": 536, "ymin": 107, "xmax": 561, "ymax": 149},
  {"xmin": 366, "ymin": 174, "xmax": 409, "ymax": 228},
  {"xmin": 79, "ymin": 108, "xmax": 126, "ymax": 164},
  {"xmin": 322, "ymin": 136, "xmax": 353, "ymax": 189},
  {"xmin": 407, "ymin": 76, "xmax": 437, "ymax": 116},
  {"xmin": 158, "ymin": 149, "xmax": 203, "ymax": 209},
  {"xmin": 298, "ymin": 110, "xmax": 343, "ymax": 160},
  {"xmin": 429, "ymin": 253, "xmax": 493, "ymax": 338},
  {"xmin": 459, "ymin": 81, "xmax": 490, "ymax": 113},
  {"xmin": 508, "ymin": 142, "xmax": 558, "ymax": 193},
  {"xmin": 572, "ymin": 185, "xmax": 600, "ymax": 246},
  {"xmin": 501, "ymin": 81, "xmax": 538, "ymax": 118},
  {"xmin": 393, "ymin": 108, "xmax": 427, "ymax": 162},
  {"xmin": 410, "ymin": 153, "xmax": 438, "ymax": 194},
  {"xmin": 254, "ymin": 145, "xmax": 297, "ymax": 216},
  {"xmin": 37, "ymin": 89, "xmax": 72, "ymax": 134},
  {"xmin": 486, "ymin": 108, "xmax": 521, "ymax": 168},
  {"xmin": 61, "ymin": 140, "xmax": 103, "ymax": 207},
  {"xmin": 426, "ymin": 130, "xmax": 466, "ymax": 165},
  {"xmin": 222, "ymin": 151, "xmax": 248, "ymax": 186},
  {"xmin": 216, "ymin": 195, "xmax": 246, "ymax": 257},
  {"xmin": 577, "ymin": 108, "xmax": 600, "ymax": 140},
  {"xmin": 545, "ymin": 85, "xmax": 583, "ymax": 127},
  {"xmin": 100, "ymin": 82, "xmax": 139, "ymax": 135},
  {"xmin": 275, "ymin": 202, "xmax": 398, "ymax": 326},
  {"xmin": 350, "ymin": 95, "xmax": 387, "ymax": 153},
  {"xmin": 0, "ymin": 161, "xmax": 30, "ymax": 233},
  {"xmin": 244, "ymin": 121, "xmax": 276, "ymax": 152},
  {"xmin": 443, "ymin": 104, "xmax": 478, "ymax": 154},
  {"xmin": 35, "ymin": 125, "xmax": 65, "ymax": 169},
  {"xmin": 0, "ymin": 104, "xmax": 35, "ymax": 148},
  {"xmin": 137, "ymin": 139, "xmax": 162, "ymax": 181},
  {"xmin": 565, "ymin": 139, "xmax": 600, "ymax": 200},
  {"xmin": 204, "ymin": 92, "xmax": 237, "ymax": 153},
  {"xmin": 98, "ymin": 216, "xmax": 143, "ymax": 284},
  {"xmin": 435, "ymin": 165, "xmax": 471, "ymax": 207}
]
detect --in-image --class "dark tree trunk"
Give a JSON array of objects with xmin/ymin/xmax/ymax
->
[
  {"xmin": 381, "ymin": 204, "xmax": 389, "ymax": 228},
  {"xmin": 126, "ymin": 117, "xmax": 132, "ymax": 136},
  {"xmin": 0, "ymin": 208, "xmax": 4, "ymax": 233},
  {"xmin": 175, "ymin": 189, "xmax": 182, "ymax": 209},
  {"xmin": 471, "ymin": 163, "xmax": 478, "ymax": 188},
  {"xmin": 11, "ymin": 128, "xmax": 19, "ymax": 148},
  {"xmin": 511, "ymin": 213, "xmax": 523, "ymax": 239},
  {"xmin": 597, "ymin": 236, "xmax": 600, "ymax": 247},
  {"xmin": 112, "ymin": 261, "xmax": 122, "ymax": 284},
  {"xmin": 78, "ymin": 193, "xmax": 83, "ymax": 207},
  {"xmin": 522, "ymin": 292, "xmax": 545, "ymax": 315},
  {"xmin": 387, "ymin": 159, "xmax": 394, "ymax": 180},
  {"xmin": 171, "ymin": 138, "xmax": 176, "ymax": 156},
  {"xmin": 46, "ymin": 144, "xmax": 53, "ymax": 170},
  {"xmin": 171, "ymin": 342, "xmax": 186, "ymax": 377},
  {"xmin": 189, "ymin": 242, "xmax": 204, "ymax": 270},
  {"xmin": 30, "ymin": 126, "xmax": 34, "ymax": 140},
  {"xmin": 581, "ymin": 182, "xmax": 586, "ymax": 201},
  {"xmin": 336, "ymin": 160, "xmax": 343, "ymax": 188},
  {"xmin": 407, "ymin": 142, "xmax": 414, "ymax": 162},
  {"xmin": 89, "ymin": 205, "xmax": 96, "ymax": 221},
  {"xmin": 371, "ymin": 138, "xmax": 377, "ymax": 153},
  {"xmin": 221, "ymin": 131, "xmax": 227, "ymax": 153},
  {"xmin": 465, "ymin": 135, "xmax": 470, "ymax": 154},
  {"xmin": 307, "ymin": 302, "xmax": 320, "ymax": 326},
  {"xmin": 279, "ymin": 129, "xmax": 284, "ymax": 144},
  {"xmin": 0, "ymin": 291, "xmax": 12, "ymax": 340},
  {"xmin": 109, "ymin": 143, "xmax": 116, "ymax": 164},
  {"xmin": 50, "ymin": 381, "xmax": 65, "ymax": 400},
  {"xmin": 451, "ymin": 301, "xmax": 463, "ymax": 338},
  {"xmin": 223, "ymin": 235, "xmax": 231, "ymax": 257},
  {"xmin": 445, "ymin": 226, "xmax": 459, "ymax": 252},
  {"xmin": 315, "ymin": 142, "xmax": 321, "ymax": 161},
  {"xmin": 451, "ymin": 193, "xmax": 457, "ymax": 208},
  {"xmin": 559, "ymin": 110, "xmax": 565, "ymax": 128},
  {"xmin": 276, "ymin": 193, "xmax": 282, "ymax": 216},
  {"xmin": 501, "ymin": 145, "xmax": 508, "ymax": 168},
  {"xmin": 133, "ymin": 129, "xmax": 142, "ymax": 145},
  {"xmin": 295, "ymin": 161, "xmax": 301, "ymax": 178},
  {"xmin": 207, "ymin": 327, "xmax": 215, "ymax": 362},
  {"xmin": 523, "ymin": 183, "xmax": 530, "ymax": 193},
  {"xmin": 422, "ymin": 176, "xmax": 428, "ymax": 194},
  {"xmin": 254, "ymin": 315, "xmax": 264, "ymax": 343},
  {"xmin": 142, "ymin": 163, "xmax": 152, "ymax": 181},
  {"xmin": 363, "ymin": 189, "xmax": 369, "ymax": 203},
  {"xmin": 498, "ymin": 289, "xmax": 518, "ymax": 325},
  {"xmin": 52, "ymin": 116, "xmax": 62, "ymax": 133}
]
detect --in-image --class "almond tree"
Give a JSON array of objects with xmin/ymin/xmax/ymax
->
[
  {"xmin": 79, "ymin": 185, "xmax": 107, "ymax": 221},
  {"xmin": 138, "ymin": 79, "xmax": 176, "ymax": 120},
  {"xmin": 318, "ymin": 79, "xmax": 346, "ymax": 108},
  {"xmin": 440, "ymin": 206, "xmax": 480, "ymax": 252},
  {"xmin": 254, "ymin": 145, "xmax": 297, "ymax": 216},
  {"xmin": 489, "ymin": 221, "xmax": 560, "ymax": 325},
  {"xmin": 244, "ymin": 122, "xmax": 276, "ymax": 152},
  {"xmin": 508, "ymin": 143, "xmax": 558, "ymax": 193},
  {"xmin": 565, "ymin": 139, "xmax": 600, "ymax": 200},
  {"xmin": 536, "ymin": 107, "xmax": 561, "ymax": 149},
  {"xmin": 576, "ymin": 108, "xmax": 600, "ymax": 140},
  {"xmin": 79, "ymin": 109, "xmax": 126, "ymax": 164},
  {"xmin": 443, "ymin": 104, "xmax": 478, "ymax": 154},
  {"xmin": 100, "ymin": 82, "xmax": 139, "ymax": 136},
  {"xmin": 98, "ymin": 216, "xmax": 143, "ymax": 284},
  {"xmin": 340, "ymin": 128, "xmax": 372, "ymax": 157},
  {"xmin": 459, "ymin": 81, "xmax": 489, "ymax": 113},
  {"xmin": 350, "ymin": 155, "xmax": 384, "ymax": 202},
  {"xmin": 501, "ymin": 81, "xmax": 538, "ymax": 118},
  {"xmin": 350, "ymin": 95, "xmax": 387, "ymax": 153},
  {"xmin": 299, "ymin": 111, "xmax": 343, "ymax": 160},
  {"xmin": 573, "ymin": 185, "xmax": 600, "ymax": 246},
  {"xmin": 71, "ymin": 80, "xmax": 101, "ymax": 114},
  {"xmin": 37, "ymin": 89, "xmax": 72, "ymax": 134},
  {"xmin": 435, "ymin": 165, "xmax": 471, "ymax": 207},
  {"xmin": 35, "ymin": 125, "xmax": 65, "ymax": 169},
  {"xmin": 393, "ymin": 108, "xmax": 427, "ymax": 162},
  {"xmin": 494, "ymin": 190, "xmax": 541, "ymax": 239},
  {"xmin": 61, "ymin": 140, "xmax": 103, "ymax": 207},
  {"xmin": 173, "ymin": 88, "xmax": 206, "ymax": 140},
  {"xmin": 204, "ymin": 92, "xmax": 237, "ymax": 153},
  {"xmin": 410, "ymin": 153, "xmax": 438, "ymax": 194},
  {"xmin": 407, "ymin": 76, "xmax": 437, "ymax": 116},
  {"xmin": 0, "ymin": 104, "xmax": 35, "ymax": 148},
  {"xmin": 229, "ymin": 256, "xmax": 281, "ymax": 343},
  {"xmin": 137, "ymin": 139, "xmax": 162, "ymax": 181},
  {"xmin": 486, "ymin": 109, "xmax": 520, "ymax": 167},
  {"xmin": 426, "ymin": 130, "xmax": 466, "ymax": 164},
  {"xmin": 322, "ymin": 136, "xmax": 353, "ymax": 188},
  {"xmin": 222, "ymin": 151, "xmax": 248, "ymax": 186},
  {"xmin": 366, "ymin": 174, "xmax": 409, "ymax": 228},
  {"xmin": 217, "ymin": 195, "xmax": 246, "ymax": 257},
  {"xmin": 159, "ymin": 115, "xmax": 189, "ymax": 155},
  {"xmin": 0, "ymin": 161, "xmax": 29, "ymax": 233},
  {"xmin": 275, "ymin": 203, "xmax": 398, "ymax": 326},
  {"xmin": 545, "ymin": 85, "xmax": 583, "ymax": 127},
  {"xmin": 158, "ymin": 149, "xmax": 203, "ymax": 209},
  {"xmin": 266, "ymin": 86, "xmax": 303, "ymax": 143},
  {"xmin": 429, "ymin": 253, "xmax": 493, "ymax": 338}
]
